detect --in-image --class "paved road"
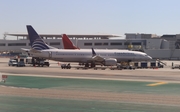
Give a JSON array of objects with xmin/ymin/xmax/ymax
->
[{"xmin": 1, "ymin": 63, "xmax": 180, "ymax": 83}]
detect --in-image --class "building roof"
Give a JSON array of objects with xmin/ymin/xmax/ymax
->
[
  {"xmin": 161, "ymin": 35, "xmax": 176, "ymax": 38},
  {"xmin": 6, "ymin": 34, "xmax": 121, "ymax": 39}
]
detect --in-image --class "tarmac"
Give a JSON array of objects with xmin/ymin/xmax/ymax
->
[{"xmin": 0, "ymin": 58, "xmax": 180, "ymax": 112}]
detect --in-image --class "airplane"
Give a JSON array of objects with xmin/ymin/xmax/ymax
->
[{"xmin": 25, "ymin": 25, "xmax": 152, "ymax": 68}]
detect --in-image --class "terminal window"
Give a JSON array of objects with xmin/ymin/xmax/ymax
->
[
  {"xmin": 94, "ymin": 43, "xmax": 108, "ymax": 46},
  {"xmin": 103, "ymin": 43, "xmax": 108, "ymax": 45},
  {"xmin": 132, "ymin": 42, "xmax": 141, "ymax": 45},
  {"xmin": 84, "ymin": 43, "xmax": 92, "ymax": 46},
  {"xmin": 8, "ymin": 43, "xmax": 26, "ymax": 46},
  {"xmin": 110, "ymin": 43, "xmax": 122, "ymax": 45},
  {"xmin": 50, "ymin": 42, "xmax": 60, "ymax": 45},
  {"xmin": 94, "ymin": 43, "xmax": 102, "ymax": 46},
  {"xmin": 124, "ymin": 42, "xmax": 130, "ymax": 45},
  {"xmin": 0, "ymin": 43, "xmax": 5, "ymax": 46}
]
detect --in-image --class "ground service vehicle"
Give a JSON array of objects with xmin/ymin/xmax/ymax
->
[
  {"xmin": 172, "ymin": 64, "xmax": 180, "ymax": 69},
  {"xmin": 39, "ymin": 61, "xmax": 50, "ymax": 67},
  {"xmin": 17, "ymin": 61, "xmax": 25, "ymax": 67},
  {"xmin": 61, "ymin": 63, "xmax": 71, "ymax": 69},
  {"xmin": 31, "ymin": 57, "xmax": 50, "ymax": 67},
  {"xmin": 8, "ymin": 59, "xmax": 18, "ymax": 66}
]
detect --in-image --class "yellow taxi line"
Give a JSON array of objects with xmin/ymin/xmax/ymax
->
[{"xmin": 147, "ymin": 82, "xmax": 168, "ymax": 86}]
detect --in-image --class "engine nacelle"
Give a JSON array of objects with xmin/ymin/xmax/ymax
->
[{"xmin": 103, "ymin": 58, "xmax": 117, "ymax": 66}]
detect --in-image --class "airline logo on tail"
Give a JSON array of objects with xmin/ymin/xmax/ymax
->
[
  {"xmin": 62, "ymin": 34, "xmax": 79, "ymax": 49},
  {"xmin": 27, "ymin": 25, "xmax": 55, "ymax": 50},
  {"xmin": 32, "ymin": 38, "xmax": 49, "ymax": 50}
]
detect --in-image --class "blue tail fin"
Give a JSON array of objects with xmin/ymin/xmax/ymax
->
[{"xmin": 26, "ymin": 25, "xmax": 49, "ymax": 50}]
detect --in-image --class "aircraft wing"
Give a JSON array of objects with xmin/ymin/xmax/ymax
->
[
  {"xmin": 92, "ymin": 55, "xmax": 104, "ymax": 62},
  {"xmin": 91, "ymin": 48, "xmax": 105, "ymax": 62}
]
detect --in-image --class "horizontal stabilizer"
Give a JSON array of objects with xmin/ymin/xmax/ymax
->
[
  {"xmin": 29, "ymin": 48, "xmax": 42, "ymax": 53},
  {"xmin": 21, "ymin": 48, "xmax": 30, "ymax": 52}
]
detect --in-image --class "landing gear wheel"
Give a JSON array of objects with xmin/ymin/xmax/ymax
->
[
  {"xmin": 90, "ymin": 63, "xmax": 96, "ymax": 68},
  {"xmin": 85, "ymin": 63, "xmax": 89, "ymax": 67}
]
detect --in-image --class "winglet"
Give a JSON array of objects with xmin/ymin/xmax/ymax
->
[{"xmin": 92, "ymin": 48, "xmax": 96, "ymax": 57}]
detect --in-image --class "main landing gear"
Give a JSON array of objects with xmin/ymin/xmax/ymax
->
[{"xmin": 84, "ymin": 63, "xmax": 96, "ymax": 68}]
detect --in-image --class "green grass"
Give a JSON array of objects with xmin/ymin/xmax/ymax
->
[{"xmin": 1, "ymin": 75, "xmax": 180, "ymax": 95}]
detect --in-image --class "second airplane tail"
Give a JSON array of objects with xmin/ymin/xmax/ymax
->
[
  {"xmin": 27, "ymin": 25, "xmax": 56, "ymax": 50},
  {"xmin": 62, "ymin": 34, "xmax": 79, "ymax": 49}
]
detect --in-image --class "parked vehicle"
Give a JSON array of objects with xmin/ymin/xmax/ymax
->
[
  {"xmin": 8, "ymin": 59, "xmax": 18, "ymax": 66},
  {"xmin": 31, "ymin": 58, "xmax": 50, "ymax": 67},
  {"xmin": 17, "ymin": 61, "xmax": 25, "ymax": 67},
  {"xmin": 61, "ymin": 63, "xmax": 71, "ymax": 69},
  {"xmin": 39, "ymin": 61, "xmax": 50, "ymax": 67},
  {"xmin": 172, "ymin": 64, "xmax": 180, "ymax": 69}
]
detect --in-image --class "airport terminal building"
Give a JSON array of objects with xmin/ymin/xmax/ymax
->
[{"xmin": 1, "ymin": 33, "xmax": 180, "ymax": 60}]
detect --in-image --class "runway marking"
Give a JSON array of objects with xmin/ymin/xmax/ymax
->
[{"xmin": 147, "ymin": 82, "xmax": 168, "ymax": 86}]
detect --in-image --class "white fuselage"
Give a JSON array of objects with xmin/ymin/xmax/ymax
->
[{"xmin": 30, "ymin": 49, "xmax": 152, "ymax": 62}]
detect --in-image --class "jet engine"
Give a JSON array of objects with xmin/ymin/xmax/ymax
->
[{"xmin": 103, "ymin": 58, "xmax": 117, "ymax": 66}]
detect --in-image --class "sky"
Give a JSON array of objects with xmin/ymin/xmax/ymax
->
[{"xmin": 0, "ymin": 0, "xmax": 180, "ymax": 39}]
